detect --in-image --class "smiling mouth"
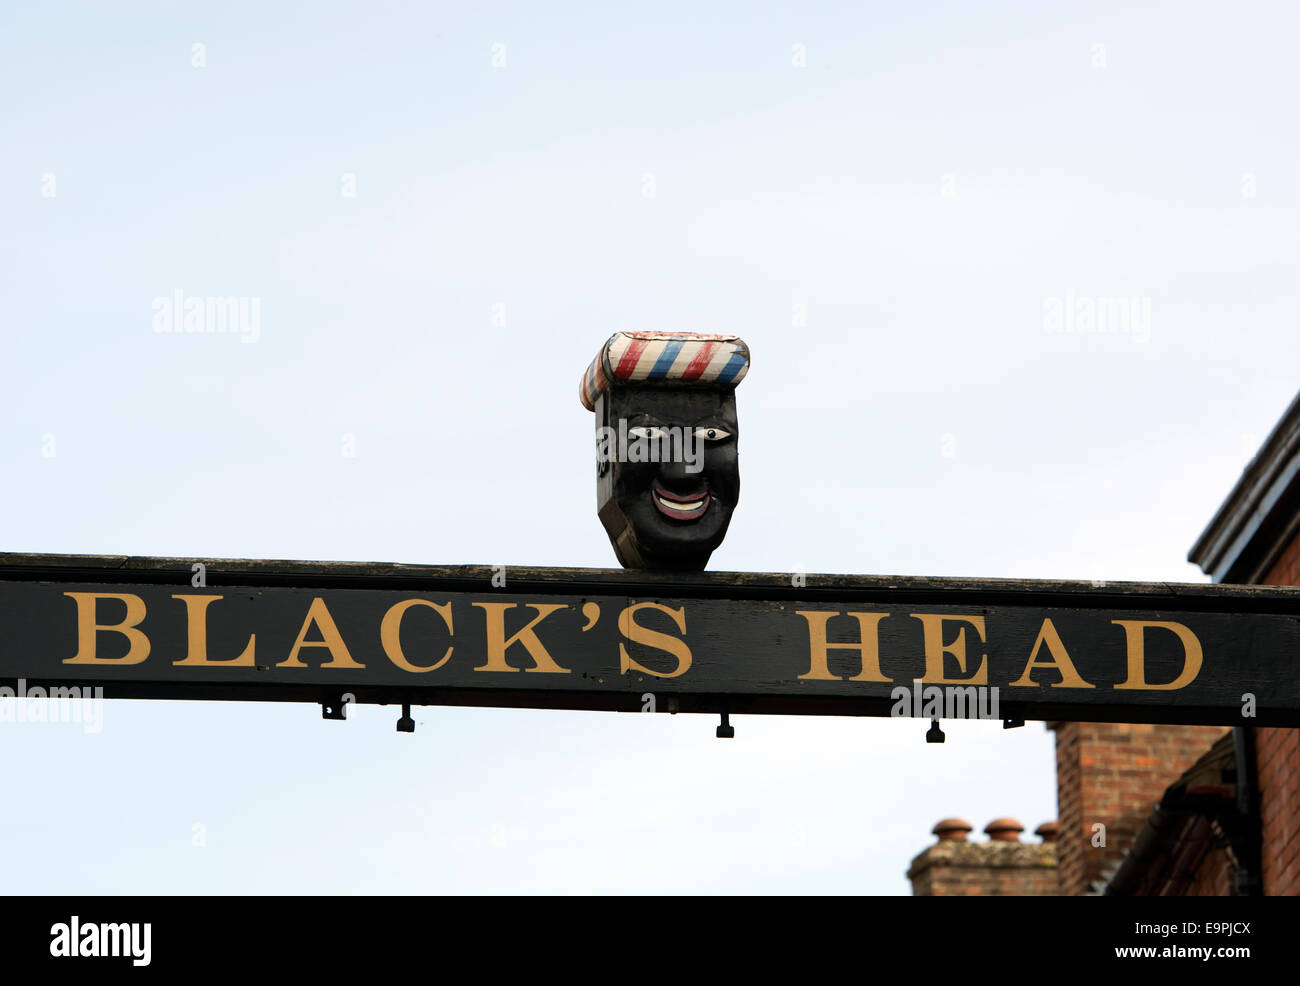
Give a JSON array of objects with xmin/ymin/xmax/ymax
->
[{"xmin": 652, "ymin": 487, "xmax": 711, "ymax": 521}]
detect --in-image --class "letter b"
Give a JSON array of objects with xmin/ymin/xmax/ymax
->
[{"xmin": 63, "ymin": 592, "xmax": 151, "ymax": 664}]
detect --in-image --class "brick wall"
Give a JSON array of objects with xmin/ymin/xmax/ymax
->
[
  {"xmin": 909, "ymin": 844, "xmax": 1060, "ymax": 895},
  {"xmin": 1256, "ymin": 542, "xmax": 1300, "ymax": 896},
  {"xmin": 908, "ymin": 819, "xmax": 1059, "ymax": 895},
  {"xmin": 1185, "ymin": 846, "xmax": 1235, "ymax": 896},
  {"xmin": 1255, "ymin": 728, "xmax": 1300, "ymax": 894},
  {"xmin": 1263, "ymin": 526, "xmax": 1300, "ymax": 585},
  {"xmin": 1051, "ymin": 721, "xmax": 1229, "ymax": 895}
]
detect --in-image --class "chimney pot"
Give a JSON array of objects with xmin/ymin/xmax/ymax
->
[
  {"xmin": 984, "ymin": 817, "xmax": 1024, "ymax": 842},
  {"xmin": 931, "ymin": 818, "xmax": 973, "ymax": 842},
  {"xmin": 1034, "ymin": 821, "xmax": 1061, "ymax": 843}
]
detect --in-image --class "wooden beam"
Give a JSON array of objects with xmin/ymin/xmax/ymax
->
[{"xmin": 2, "ymin": 552, "xmax": 1297, "ymax": 725}]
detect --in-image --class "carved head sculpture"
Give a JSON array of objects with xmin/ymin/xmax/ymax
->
[{"xmin": 580, "ymin": 332, "xmax": 750, "ymax": 570}]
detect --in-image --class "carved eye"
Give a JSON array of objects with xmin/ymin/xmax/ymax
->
[
  {"xmin": 694, "ymin": 427, "xmax": 730, "ymax": 441},
  {"xmin": 628, "ymin": 426, "xmax": 669, "ymax": 441}
]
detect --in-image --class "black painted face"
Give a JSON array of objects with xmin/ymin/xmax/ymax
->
[{"xmin": 596, "ymin": 386, "xmax": 740, "ymax": 570}]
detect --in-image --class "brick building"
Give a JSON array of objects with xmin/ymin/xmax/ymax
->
[
  {"xmin": 909, "ymin": 391, "xmax": 1300, "ymax": 896},
  {"xmin": 906, "ymin": 818, "xmax": 1060, "ymax": 896}
]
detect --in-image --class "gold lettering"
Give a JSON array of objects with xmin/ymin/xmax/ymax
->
[
  {"xmin": 1009, "ymin": 618, "xmax": 1094, "ymax": 688},
  {"xmin": 1112, "ymin": 620, "xmax": 1203, "ymax": 690},
  {"xmin": 171, "ymin": 594, "xmax": 255, "ymax": 666},
  {"xmin": 277, "ymin": 597, "xmax": 363, "ymax": 669},
  {"xmin": 912, "ymin": 613, "xmax": 987, "ymax": 684},
  {"xmin": 472, "ymin": 603, "xmax": 570, "ymax": 673},
  {"xmin": 795, "ymin": 611, "xmax": 891, "ymax": 681},
  {"xmin": 618, "ymin": 602, "xmax": 692, "ymax": 678},
  {"xmin": 381, "ymin": 599, "xmax": 454, "ymax": 672},
  {"xmin": 63, "ymin": 592, "xmax": 150, "ymax": 665}
]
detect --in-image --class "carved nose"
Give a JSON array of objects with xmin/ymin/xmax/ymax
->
[{"xmin": 657, "ymin": 457, "xmax": 698, "ymax": 490}]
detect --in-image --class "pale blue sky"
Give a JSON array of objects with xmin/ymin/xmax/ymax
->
[{"xmin": 2, "ymin": 0, "xmax": 1298, "ymax": 893}]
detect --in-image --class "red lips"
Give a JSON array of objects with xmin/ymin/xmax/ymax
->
[{"xmin": 652, "ymin": 487, "xmax": 710, "ymax": 521}]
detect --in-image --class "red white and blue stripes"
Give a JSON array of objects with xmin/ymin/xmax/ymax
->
[{"xmin": 580, "ymin": 332, "xmax": 750, "ymax": 410}]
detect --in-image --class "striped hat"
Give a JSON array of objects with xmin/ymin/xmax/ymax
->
[{"xmin": 580, "ymin": 332, "xmax": 750, "ymax": 411}]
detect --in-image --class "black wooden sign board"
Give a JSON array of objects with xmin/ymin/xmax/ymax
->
[{"xmin": 2, "ymin": 552, "xmax": 1298, "ymax": 726}]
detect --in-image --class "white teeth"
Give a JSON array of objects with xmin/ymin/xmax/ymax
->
[{"xmin": 655, "ymin": 493, "xmax": 705, "ymax": 514}]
